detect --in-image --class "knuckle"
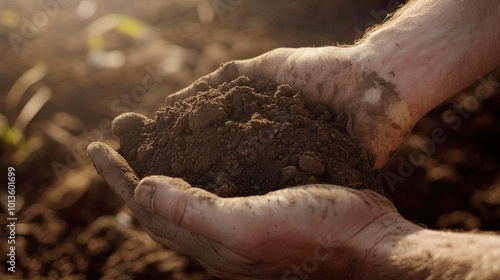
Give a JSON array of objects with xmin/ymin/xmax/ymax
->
[
  {"xmin": 167, "ymin": 194, "xmax": 189, "ymax": 227},
  {"xmin": 360, "ymin": 189, "xmax": 397, "ymax": 211},
  {"xmin": 217, "ymin": 60, "xmax": 240, "ymax": 78}
]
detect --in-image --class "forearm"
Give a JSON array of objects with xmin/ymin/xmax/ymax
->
[
  {"xmin": 359, "ymin": 218, "xmax": 500, "ymax": 279},
  {"xmin": 362, "ymin": 0, "xmax": 500, "ymax": 123}
]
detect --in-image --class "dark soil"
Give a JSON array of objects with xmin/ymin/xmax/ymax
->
[
  {"xmin": 117, "ymin": 76, "xmax": 381, "ymax": 197},
  {"xmin": 2, "ymin": 1, "xmax": 499, "ymax": 279}
]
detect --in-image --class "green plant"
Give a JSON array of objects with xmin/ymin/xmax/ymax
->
[{"xmin": 1, "ymin": 63, "xmax": 51, "ymax": 165}]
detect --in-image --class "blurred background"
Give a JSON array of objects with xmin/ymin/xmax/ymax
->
[{"xmin": 0, "ymin": 0, "xmax": 499, "ymax": 278}]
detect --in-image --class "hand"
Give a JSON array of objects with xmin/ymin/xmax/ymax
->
[
  {"xmin": 167, "ymin": 45, "xmax": 415, "ymax": 168},
  {"xmin": 89, "ymin": 137, "xmax": 500, "ymax": 279},
  {"xmin": 88, "ymin": 0, "xmax": 500, "ymax": 278},
  {"xmin": 87, "ymin": 44, "xmax": 418, "ymax": 278},
  {"xmin": 88, "ymin": 137, "xmax": 408, "ymax": 279}
]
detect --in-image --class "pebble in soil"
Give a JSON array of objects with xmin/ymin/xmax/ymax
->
[{"xmin": 117, "ymin": 76, "xmax": 381, "ymax": 197}]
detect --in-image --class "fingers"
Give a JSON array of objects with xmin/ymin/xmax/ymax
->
[
  {"xmin": 166, "ymin": 61, "xmax": 241, "ymax": 106},
  {"xmin": 166, "ymin": 47, "xmax": 295, "ymax": 106},
  {"xmin": 135, "ymin": 176, "xmax": 226, "ymax": 240},
  {"xmin": 87, "ymin": 142, "xmax": 139, "ymax": 203},
  {"xmin": 134, "ymin": 176, "xmax": 396, "ymax": 249},
  {"xmin": 134, "ymin": 176, "xmax": 198, "ymax": 225},
  {"xmin": 135, "ymin": 175, "xmax": 292, "ymax": 249},
  {"xmin": 86, "ymin": 142, "xmax": 170, "ymax": 235},
  {"xmin": 88, "ymin": 141, "xmax": 253, "ymax": 267},
  {"xmin": 87, "ymin": 142, "xmax": 209, "ymax": 253},
  {"xmin": 111, "ymin": 112, "xmax": 150, "ymax": 140}
]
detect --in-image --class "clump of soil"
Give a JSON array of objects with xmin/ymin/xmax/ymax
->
[{"xmin": 117, "ymin": 76, "xmax": 381, "ymax": 197}]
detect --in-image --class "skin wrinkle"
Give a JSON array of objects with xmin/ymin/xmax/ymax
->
[
  {"xmin": 358, "ymin": 223, "xmax": 420, "ymax": 279},
  {"xmin": 90, "ymin": 144, "xmax": 223, "ymax": 262},
  {"xmin": 336, "ymin": 62, "xmax": 352, "ymax": 106},
  {"xmin": 135, "ymin": 184, "xmax": 156, "ymax": 212},
  {"xmin": 256, "ymin": 48, "xmax": 292, "ymax": 80},
  {"xmin": 169, "ymin": 192, "xmax": 188, "ymax": 227},
  {"xmin": 328, "ymin": 84, "xmax": 339, "ymax": 108},
  {"xmin": 355, "ymin": 216, "xmax": 400, "ymax": 278},
  {"xmin": 371, "ymin": 226, "xmax": 500, "ymax": 279},
  {"xmin": 91, "ymin": 140, "xmax": 406, "ymax": 278},
  {"xmin": 88, "ymin": 0, "xmax": 500, "ymax": 276},
  {"xmin": 324, "ymin": 60, "xmax": 352, "ymax": 108},
  {"xmin": 305, "ymin": 69, "xmax": 313, "ymax": 87},
  {"xmin": 367, "ymin": 0, "xmax": 500, "ymax": 123},
  {"xmin": 320, "ymin": 207, "xmax": 329, "ymax": 224}
]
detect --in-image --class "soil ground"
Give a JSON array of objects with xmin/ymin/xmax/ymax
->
[
  {"xmin": 118, "ymin": 76, "xmax": 380, "ymax": 197},
  {"xmin": 0, "ymin": 0, "xmax": 499, "ymax": 279}
]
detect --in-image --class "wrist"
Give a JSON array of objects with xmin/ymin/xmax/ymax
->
[
  {"xmin": 298, "ymin": 194, "xmax": 417, "ymax": 279},
  {"xmin": 362, "ymin": 224, "xmax": 500, "ymax": 279},
  {"xmin": 360, "ymin": 0, "xmax": 500, "ymax": 123},
  {"xmin": 353, "ymin": 212, "xmax": 422, "ymax": 279},
  {"xmin": 343, "ymin": 43, "xmax": 415, "ymax": 167}
]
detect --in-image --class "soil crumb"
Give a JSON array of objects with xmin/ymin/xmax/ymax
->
[{"xmin": 118, "ymin": 76, "xmax": 381, "ymax": 197}]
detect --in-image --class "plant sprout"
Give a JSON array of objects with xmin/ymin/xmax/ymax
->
[{"xmin": 1, "ymin": 63, "xmax": 51, "ymax": 165}]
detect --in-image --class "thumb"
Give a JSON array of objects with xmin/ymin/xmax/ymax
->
[
  {"xmin": 133, "ymin": 176, "xmax": 298, "ymax": 248},
  {"xmin": 134, "ymin": 176, "xmax": 232, "ymax": 242}
]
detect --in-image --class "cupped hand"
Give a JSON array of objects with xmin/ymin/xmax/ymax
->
[
  {"xmin": 88, "ymin": 138, "xmax": 404, "ymax": 279},
  {"xmin": 88, "ymin": 45, "xmax": 419, "ymax": 279},
  {"xmin": 168, "ymin": 46, "xmax": 414, "ymax": 168}
]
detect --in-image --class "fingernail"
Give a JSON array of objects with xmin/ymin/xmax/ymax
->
[{"xmin": 135, "ymin": 184, "xmax": 156, "ymax": 212}]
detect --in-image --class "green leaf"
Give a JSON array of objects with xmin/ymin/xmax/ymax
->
[
  {"xmin": 116, "ymin": 16, "xmax": 145, "ymax": 38},
  {"xmin": 3, "ymin": 126, "xmax": 23, "ymax": 147}
]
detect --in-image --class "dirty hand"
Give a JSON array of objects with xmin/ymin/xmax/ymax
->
[
  {"xmin": 167, "ymin": 45, "xmax": 413, "ymax": 168},
  {"xmin": 88, "ymin": 0, "xmax": 500, "ymax": 278},
  {"xmin": 87, "ymin": 43, "xmax": 415, "ymax": 278},
  {"xmin": 88, "ymin": 137, "xmax": 408, "ymax": 279},
  {"xmin": 88, "ymin": 139, "xmax": 500, "ymax": 279}
]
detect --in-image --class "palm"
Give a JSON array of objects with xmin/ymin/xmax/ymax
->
[
  {"xmin": 88, "ymin": 45, "xmax": 414, "ymax": 279},
  {"xmin": 88, "ymin": 141, "xmax": 397, "ymax": 279}
]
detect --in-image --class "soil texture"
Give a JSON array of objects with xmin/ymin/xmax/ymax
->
[
  {"xmin": 2, "ymin": 1, "xmax": 499, "ymax": 278},
  {"xmin": 118, "ymin": 76, "xmax": 381, "ymax": 197}
]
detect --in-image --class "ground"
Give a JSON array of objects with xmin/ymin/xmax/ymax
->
[{"xmin": 0, "ymin": 0, "xmax": 499, "ymax": 279}]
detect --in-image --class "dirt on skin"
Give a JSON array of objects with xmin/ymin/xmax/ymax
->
[{"xmin": 117, "ymin": 76, "xmax": 381, "ymax": 197}]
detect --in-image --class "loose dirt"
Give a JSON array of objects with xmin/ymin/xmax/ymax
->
[{"xmin": 117, "ymin": 76, "xmax": 381, "ymax": 197}]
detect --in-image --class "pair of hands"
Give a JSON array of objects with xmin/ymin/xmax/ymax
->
[{"xmin": 88, "ymin": 45, "xmax": 419, "ymax": 279}]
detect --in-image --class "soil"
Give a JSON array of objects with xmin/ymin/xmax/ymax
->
[
  {"xmin": 1, "ymin": 1, "xmax": 499, "ymax": 279},
  {"xmin": 117, "ymin": 76, "xmax": 381, "ymax": 197}
]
